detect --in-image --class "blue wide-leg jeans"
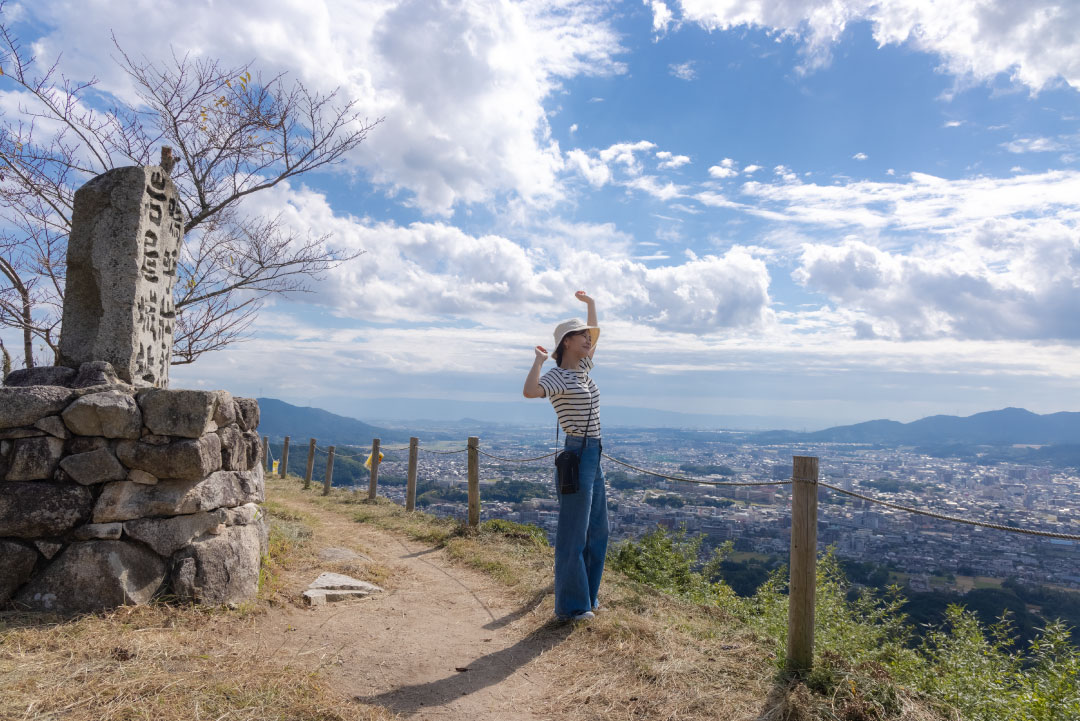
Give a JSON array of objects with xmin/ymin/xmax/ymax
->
[{"xmin": 554, "ymin": 435, "xmax": 608, "ymax": 618}]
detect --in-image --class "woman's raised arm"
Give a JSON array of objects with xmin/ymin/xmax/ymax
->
[
  {"xmin": 523, "ymin": 345, "xmax": 548, "ymax": 398},
  {"xmin": 576, "ymin": 290, "xmax": 599, "ymax": 358}
]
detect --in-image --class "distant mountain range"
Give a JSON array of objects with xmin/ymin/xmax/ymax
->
[
  {"xmin": 256, "ymin": 398, "xmax": 449, "ymax": 445},
  {"xmin": 256, "ymin": 399, "xmax": 1080, "ymax": 450},
  {"xmin": 751, "ymin": 407, "xmax": 1080, "ymax": 446}
]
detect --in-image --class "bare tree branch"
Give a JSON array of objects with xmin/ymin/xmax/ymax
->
[{"xmin": 0, "ymin": 11, "xmax": 377, "ymax": 368}]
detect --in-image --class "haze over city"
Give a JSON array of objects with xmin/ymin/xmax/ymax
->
[{"xmin": 5, "ymin": 1, "xmax": 1080, "ymax": 428}]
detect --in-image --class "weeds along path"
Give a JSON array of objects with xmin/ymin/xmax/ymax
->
[{"xmin": 262, "ymin": 480, "xmax": 565, "ymax": 721}]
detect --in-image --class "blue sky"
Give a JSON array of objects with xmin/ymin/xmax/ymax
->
[{"xmin": 5, "ymin": 1, "xmax": 1080, "ymax": 428}]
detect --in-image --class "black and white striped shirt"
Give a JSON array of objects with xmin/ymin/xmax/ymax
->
[{"xmin": 538, "ymin": 356, "xmax": 601, "ymax": 438}]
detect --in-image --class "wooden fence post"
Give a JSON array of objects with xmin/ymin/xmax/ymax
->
[
  {"xmin": 261, "ymin": 436, "xmax": 270, "ymax": 472},
  {"xmin": 322, "ymin": 446, "xmax": 336, "ymax": 496},
  {"xmin": 368, "ymin": 438, "xmax": 380, "ymax": 500},
  {"xmin": 406, "ymin": 437, "xmax": 419, "ymax": 512},
  {"xmin": 467, "ymin": 436, "xmax": 480, "ymax": 527},
  {"xmin": 304, "ymin": 438, "xmax": 316, "ymax": 490},
  {"xmin": 787, "ymin": 455, "xmax": 819, "ymax": 675},
  {"xmin": 280, "ymin": 436, "xmax": 290, "ymax": 478}
]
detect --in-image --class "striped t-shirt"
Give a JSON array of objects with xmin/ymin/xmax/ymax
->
[{"xmin": 538, "ymin": 356, "xmax": 601, "ymax": 438}]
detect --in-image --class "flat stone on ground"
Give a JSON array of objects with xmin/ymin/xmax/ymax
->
[{"xmin": 309, "ymin": 572, "xmax": 384, "ymax": 593}]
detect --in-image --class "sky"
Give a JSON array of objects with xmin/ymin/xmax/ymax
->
[{"xmin": 4, "ymin": 0, "xmax": 1080, "ymax": 429}]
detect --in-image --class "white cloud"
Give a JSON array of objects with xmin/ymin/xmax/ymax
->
[
  {"xmin": 656, "ymin": 0, "xmax": 1080, "ymax": 90},
  {"xmin": 944, "ymin": 120, "xmax": 965, "ymax": 128},
  {"xmin": 742, "ymin": 164, "xmax": 762, "ymax": 175},
  {"xmin": 669, "ymin": 60, "xmax": 696, "ymax": 80},
  {"xmin": 241, "ymin": 182, "xmax": 770, "ymax": 334},
  {"xmin": 626, "ymin": 175, "xmax": 685, "ymax": 201},
  {"xmin": 598, "ymin": 140, "xmax": 657, "ymax": 174},
  {"xmin": 566, "ymin": 148, "xmax": 613, "ymax": 187},
  {"xmin": 739, "ymin": 169, "xmax": 1080, "ymax": 233},
  {"xmin": 1002, "ymin": 136, "xmax": 1070, "ymax": 153},
  {"xmin": 657, "ymin": 151, "xmax": 691, "ymax": 169},
  {"xmin": 18, "ymin": 0, "xmax": 626, "ymax": 217},
  {"xmin": 852, "ymin": 152, "xmax": 868, "ymax": 161},
  {"xmin": 793, "ymin": 224, "xmax": 1080, "ymax": 341},
  {"xmin": 708, "ymin": 158, "xmax": 739, "ymax": 178},
  {"xmin": 646, "ymin": 0, "xmax": 675, "ymax": 34}
]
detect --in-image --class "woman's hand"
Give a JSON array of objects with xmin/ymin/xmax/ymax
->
[
  {"xmin": 524, "ymin": 346, "xmax": 549, "ymax": 398},
  {"xmin": 575, "ymin": 290, "xmax": 593, "ymax": 304}
]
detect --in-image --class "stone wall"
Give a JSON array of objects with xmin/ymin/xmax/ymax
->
[{"xmin": 0, "ymin": 362, "xmax": 266, "ymax": 613}]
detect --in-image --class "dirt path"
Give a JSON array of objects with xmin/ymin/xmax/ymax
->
[{"xmin": 261, "ymin": 495, "xmax": 569, "ymax": 720}]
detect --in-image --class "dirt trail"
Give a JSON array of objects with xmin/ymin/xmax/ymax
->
[{"xmin": 261, "ymin": 495, "xmax": 569, "ymax": 720}]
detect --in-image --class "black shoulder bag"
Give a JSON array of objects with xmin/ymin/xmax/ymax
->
[{"xmin": 554, "ymin": 386, "xmax": 593, "ymax": 495}]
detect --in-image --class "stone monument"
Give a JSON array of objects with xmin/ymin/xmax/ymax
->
[
  {"xmin": 1, "ymin": 153, "xmax": 267, "ymax": 613},
  {"xmin": 58, "ymin": 166, "xmax": 182, "ymax": 387}
]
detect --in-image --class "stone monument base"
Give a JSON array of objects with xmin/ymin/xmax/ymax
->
[{"xmin": 1, "ymin": 363, "xmax": 266, "ymax": 612}]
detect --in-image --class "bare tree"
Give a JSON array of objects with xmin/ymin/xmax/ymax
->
[{"xmin": 0, "ymin": 15, "xmax": 376, "ymax": 368}]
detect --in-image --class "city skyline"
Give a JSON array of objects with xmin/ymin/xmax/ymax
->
[{"xmin": 4, "ymin": 2, "xmax": 1080, "ymax": 427}]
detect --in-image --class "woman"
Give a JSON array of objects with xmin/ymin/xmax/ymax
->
[{"xmin": 523, "ymin": 290, "xmax": 606, "ymax": 622}]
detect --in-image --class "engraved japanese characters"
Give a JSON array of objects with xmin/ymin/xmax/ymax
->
[{"xmin": 59, "ymin": 166, "xmax": 183, "ymax": 387}]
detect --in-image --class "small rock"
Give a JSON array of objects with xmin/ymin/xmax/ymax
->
[
  {"xmin": 34, "ymin": 415, "xmax": 71, "ymax": 439},
  {"xmin": 234, "ymin": 398, "xmax": 259, "ymax": 432},
  {"xmin": 0, "ymin": 482, "xmax": 93, "ymax": 537},
  {"xmin": 60, "ymin": 447, "xmax": 128, "ymax": 485},
  {"xmin": 71, "ymin": 361, "xmax": 122, "ymax": 389},
  {"xmin": 128, "ymin": 469, "xmax": 158, "ymax": 485},
  {"xmin": 72, "ymin": 522, "xmax": 124, "ymax": 540},
  {"xmin": 0, "ymin": 427, "xmax": 47, "ymax": 440},
  {"xmin": 5, "ymin": 436, "xmax": 65, "ymax": 481},
  {"xmin": 137, "ymin": 389, "xmax": 219, "ymax": 438},
  {"xmin": 33, "ymin": 539, "xmax": 64, "ymax": 559},
  {"xmin": 124, "ymin": 510, "xmax": 228, "ymax": 556},
  {"xmin": 3, "ymin": 366, "xmax": 78, "ymax": 388},
  {"xmin": 61, "ymin": 390, "xmax": 142, "ymax": 439},
  {"xmin": 115, "ymin": 434, "xmax": 222, "ymax": 481},
  {"xmin": 0, "ymin": 385, "xmax": 75, "ymax": 430}
]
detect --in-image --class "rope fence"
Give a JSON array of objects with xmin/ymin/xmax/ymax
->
[
  {"xmin": 269, "ymin": 433, "xmax": 1075, "ymax": 542},
  {"xmin": 818, "ymin": 481, "xmax": 1080, "ymax": 541},
  {"xmin": 262, "ymin": 433, "xmax": 1079, "ymax": 674}
]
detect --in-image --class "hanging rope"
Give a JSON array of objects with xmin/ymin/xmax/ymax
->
[
  {"xmin": 817, "ymin": 482, "xmax": 1080, "ymax": 541},
  {"xmin": 477, "ymin": 449, "xmax": 559, "ymax": 463},
  {"xmin": 601, "ymin": 453, "xmax": 794, "ymax": 487}
]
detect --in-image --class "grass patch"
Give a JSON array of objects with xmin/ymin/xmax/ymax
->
[{"xmin": 0, "ymin": 499, "xmax": 391, "ymax": 721}]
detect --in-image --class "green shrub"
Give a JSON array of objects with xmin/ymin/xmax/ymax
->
[{"xmin": 611, "ymin": 525, "xmax": 734, "ymax": 605}]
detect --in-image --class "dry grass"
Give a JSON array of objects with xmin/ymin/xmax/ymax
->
[
  {"xmin": 0, "ymin": 473, "xmax": 942, "ymax": 721},
  {"xmin": 0, "ymin": 486, "xmax": 396, "ymax": 721},
  {"xmin": 272, "ymin": 478, "xmax": 944, "ymax": 721}
]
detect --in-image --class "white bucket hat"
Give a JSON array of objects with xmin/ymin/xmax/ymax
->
[{"xmin": 553, "ymin": 318, "xmax": 597, "ymax": 351}]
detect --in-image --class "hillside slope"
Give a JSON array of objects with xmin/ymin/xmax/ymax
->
[{"xmin": 256, "ymin": 397, "xmax": 423, "ymax": 444}]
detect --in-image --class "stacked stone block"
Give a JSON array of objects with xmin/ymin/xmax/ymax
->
[{"xmin": 0, "ymin": 362, "xmax": 266, "ymax": 613}]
